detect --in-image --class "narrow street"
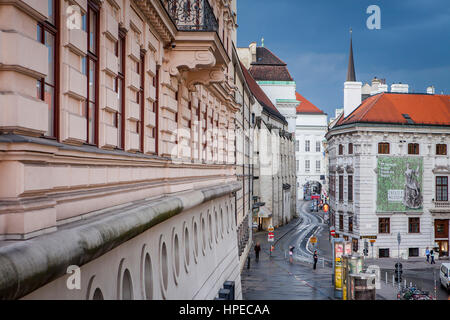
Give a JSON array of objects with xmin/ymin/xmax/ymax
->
[{"xmin": 241, "ymin": 201, "xmax": 334, "ymax": 300}]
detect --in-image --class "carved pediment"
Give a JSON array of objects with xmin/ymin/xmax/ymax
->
[
  {"xmin": 337, "ymin": 165, "xmax": 345, "ymax": 173},
  {"xmin": 346, "ymin": 165, "xmax": 354, "ymax": 173},
  {"xmin": 433, "ymin": 165, "xmax": 450, "ymax": 174}
]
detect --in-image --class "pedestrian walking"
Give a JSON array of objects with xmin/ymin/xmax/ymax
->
[
  {"xmin": 430, "ymin": 249, "xmax": 435, "ymax": 264},
  {"xmin": 313, "ymin": 250, "xmax": 318, "ymax": 270},
  {"xmin": 254, "ymin": 242, "xmax": 261, "ymax": 262},
  {"xmin": 289, "ymin": 246, "xmax": 295, "ymax": 264},
  {"xmin": 425, "ymin": 247, "xmax": 430, "ymax": 263}
]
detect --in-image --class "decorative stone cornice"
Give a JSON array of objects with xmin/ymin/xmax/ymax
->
[
  {"xmin": 345, "ymin": 165, "xmax": 354, "ymax": 173},
  {"xmin": 134, "ymin": 0, "xmax": 175, "ymax": 45}
]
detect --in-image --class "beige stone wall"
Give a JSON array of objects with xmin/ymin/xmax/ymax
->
[{"xmin": 0, "ymin": 0, "xmax": 239, "ymax": 239}]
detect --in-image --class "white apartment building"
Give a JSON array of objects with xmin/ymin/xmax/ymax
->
[{"xmin": 295, "ymin": 92, "xmax": 328, "ymax": 199}]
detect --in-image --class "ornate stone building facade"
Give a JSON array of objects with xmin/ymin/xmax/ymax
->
[{"xmin": 0, "ymin": 0, "xmax": 248, "ymax": 300}]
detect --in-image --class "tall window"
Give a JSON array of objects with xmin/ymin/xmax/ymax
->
[
  {"xmin": 316, "ymin": 141, "xmax": 321, "ymax": 152},
  {"xmin": 305, "ymin": 140, "xmax": 310, "ymax": 152},
  {"xmin": 339, "ymin": 214, "xmax": 344, "ymax": 231},
  {"xmin": 296, "ymin": 160, "xmax": 299, "ymax": 172},
  {"xmin": 84, "ymin": 2, "xmax": 99, "ymax": 145},
  {"xmin": 116, "ymin": 30, "xmax": 125, "ymax": 149},
  {"xmin": 348, "ymin": 175, "xmax": 353, "ymax": 202},
  {"xmin": 139, "ymin": 51, "xmax": 145, "ymax": 152},
  {"xmin": 37, "ymin": 0, "xmax": 59, "ymax": 138},
  {"xmin": 316, "ymin": 160, "xmax": 321, "ymax": 173},
  {"xmin": 436, "ymin": 144, "xmax": 447, "ymax": 155},
  {"xmin": 348, "ymin": 143, "xmax": 353, "ymax": 154},
  {"xmin": 338, "ymin": 144, "xmax": 344, "ymax": 155},
  {"xmin": 339, "ymin": 175, "xmax": 344, "ymax": 202},
  {"xmin": 295, "ymin": 140, "xmax": 299, "ymax": 152},
  {"xmin": 378, "ymin": 218, "xmax": 390, "ymax": 234},
  {"xmin": 378, "ymin": 142, "xmax": 390, "ymax": 154},
  {"xmin": 305, "ymin": 160, "xmax": 310, "ymax": 172},
  {"xmin": 152, "ymin": 68, "xmax": 160, "ymax": 154},
  {"xmin": 348, "ymin": 217, "xmax": 353, "ymax": 233},
  {"xmin": 408, "ymin": 143, "xmax": 419, "ymax": 155},
  {"xmin": 436, "ymin": 176, "xmax": 448, "ymax": 201},
  {"xmin": 408, "ymin": 218, "xmax": 420, "ymax": 233}
]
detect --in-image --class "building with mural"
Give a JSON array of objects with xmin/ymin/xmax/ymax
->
[{"xmin": 326, "ymin": 34, "xmax": 450, "ymax": 259}]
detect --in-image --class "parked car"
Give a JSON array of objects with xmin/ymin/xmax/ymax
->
[{"xmin": 440, "ymin": 263, "xmax": 450, "ymax": 292}]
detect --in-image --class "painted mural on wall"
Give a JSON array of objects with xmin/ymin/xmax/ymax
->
[{"xmin": 377, "ymin": 156, "xmax": 423, "ymax": 212}]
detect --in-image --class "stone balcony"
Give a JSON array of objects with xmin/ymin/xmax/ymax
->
[
  {"xmin": 158, "ymin": 0, "xmax": 230, "ymax": 89},
  {"xmin": 430, "ymin": 200, "xmax": 450, "ymax": 213}
]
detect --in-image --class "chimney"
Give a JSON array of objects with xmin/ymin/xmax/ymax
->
[
  {"xmin": 427, "ymin": 86, "xmax": 435, "ymax": 95},
  {"xmin": 249, "ymin": 42, "xmax": 257, "ymax": 63},
  {"xmin": 344, "ymin": 81, "xmax": 362, "ymax": 116},
  {"xmin": 391, "ymin": 83, "xmax": 409, "ymax": 93}
]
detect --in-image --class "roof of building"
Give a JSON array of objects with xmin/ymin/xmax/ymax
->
[
  {"xmin": 248, "ymin": 47, "xmax": 294, "ymax": 82},
  {"xmin": 334, "ymin": 92, "xmax": 450, "ymax": 127},
  {"xmin": 295, "ymin": 92, "xmax": 325, "ymax": 114},
  {"xmin": 240, "ymin": 62, "xmax": 287, "ymax": 124}
]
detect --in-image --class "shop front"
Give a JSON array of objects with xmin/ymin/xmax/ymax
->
[{"xmin": 434, "ymin": 219, "xmax": 449, "ymax": 258}]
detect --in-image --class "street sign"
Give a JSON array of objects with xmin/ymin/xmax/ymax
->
[
  {"xmin": 268, "ymin": 225, "xmax": 274, "ymax": 232},
  {"xmin": 268, "ymin": 232, "xmax": 274, "ymax": 242},
  {"xmin": 310, "ymin": 236, "xmax": 317, "ymax": 243},
  {"xmin": 369, "ymin": 239, "xmax": 376, "ymax": 244},
  {"xmin": 397, "ymin": 232, "xmax": 401, "ymax": 245},
  {"xmin": 252, "ymin": 222, "xmax": 258, "ymax": 229}
]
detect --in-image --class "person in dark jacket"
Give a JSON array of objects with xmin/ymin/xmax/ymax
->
[
  {"xmin": 254, "ymin": 242, "xmax": 261, "ymax": 262},
  {"xmin": 313, "ymin": 250, "xmax": 318, "ymax": 270}
]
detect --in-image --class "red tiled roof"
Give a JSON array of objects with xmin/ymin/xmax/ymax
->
[
  {"xmin": 295, "ymin": 92, "xmax": 324, "ymax": 114},
  {"xmin": 240, "ymin": 62, "xmax": 287, "ymax": 124},
  {"xmin": 335, "ymin": 93, "xmax": 450, "ymax": 127}
]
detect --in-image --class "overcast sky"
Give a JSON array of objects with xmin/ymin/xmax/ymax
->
[{"xmin": 236, "ymin": 0, "xmax": 450, "ymax": 117}]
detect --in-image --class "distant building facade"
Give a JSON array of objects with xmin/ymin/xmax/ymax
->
[
  {"xmin": 238, "ymin": 43, "xmax": 297, "ymax": 228},
  {"xmin": 295, "ymin": 92, "xmax": 328, "ymax": 199},
  {"xmin": 326, "ymin": 34, "xmax": 450, "ymax": 259}
]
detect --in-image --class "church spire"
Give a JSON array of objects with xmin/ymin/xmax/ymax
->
[{"xmin": 346, "ymin": 28, "xmax": 356, "ymax": 82}]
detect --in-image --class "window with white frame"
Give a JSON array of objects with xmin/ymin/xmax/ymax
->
[
  {"xmin": 316, "ymin": 160, "xmax": 321, "ymax": 172},
  {"xmin": 305, "ymin": 160, "xmax": 310, "ymax": 172},
  {"xmin": 305, "ymin": 140, "xmax": 310, "ymax": 152},
  {"xmin": 316, "ymin": 141, "xmax": 321, "ymax": 152}
]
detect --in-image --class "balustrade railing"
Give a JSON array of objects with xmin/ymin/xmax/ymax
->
[{"xmin": 161, "ymin": 0, "xmax": 219, "ymax": 32}]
